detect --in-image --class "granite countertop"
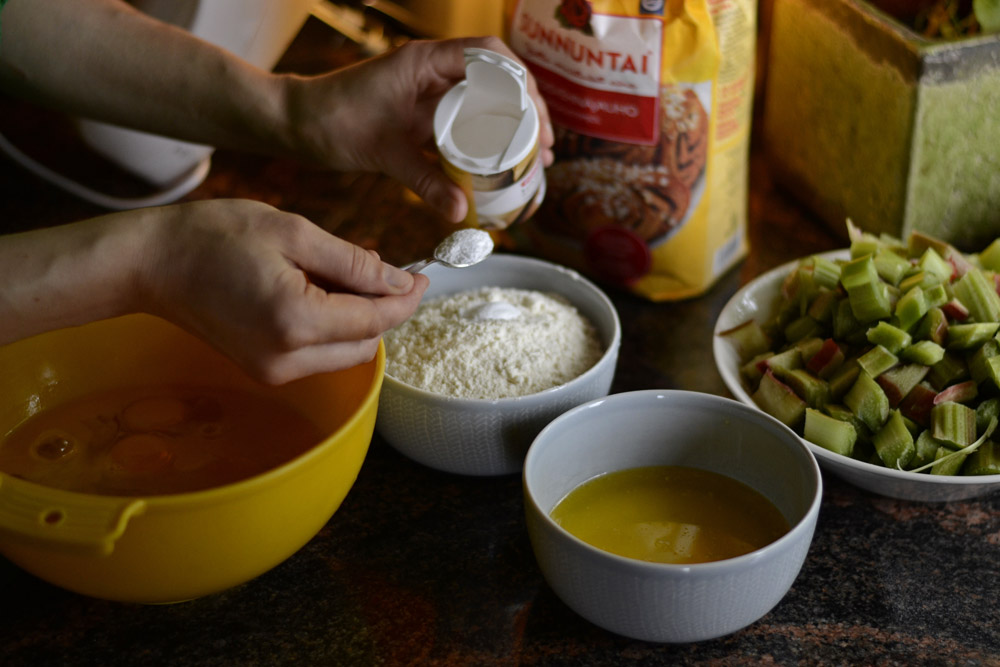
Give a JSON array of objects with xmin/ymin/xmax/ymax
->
[{"xmin": 1, "ymin": 16, "xmax": 998, "ymax": 667}]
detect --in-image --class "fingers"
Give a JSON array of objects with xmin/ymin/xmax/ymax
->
[
  {"xmin": 386, "ymin": 37, "xmax": 553, "ymax": 218},
  {"xmin": 251, "ymin": 336, "xmax": 382, "ymax": 386},
  {"xmin": 529, "ymin": 76, "xmax": 556, "ymax": 167},
  {"xmin": 381, "ymin": 143, "xmax": 469, "ymax": 223},
  {"xmin": 143, "ymin": 202, "xmax": 430, "ymax": 386},
  {"xmin": 296, "ymin": 278, "xmax": 428, "ymax": 347},
  {"xmin": 251, "ymin": 286, "xmax": 428, "ymax": 385},
  {"xmin": 272, "ymin": 230, "xmax": 430, "ymax": 350},
  {"xmin": 288, "ymin": 219, "xmax": 419, "ymax": 295}
]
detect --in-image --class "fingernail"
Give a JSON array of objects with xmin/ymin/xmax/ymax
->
[{"xmin": 387, "ymin": 267, "xmax": 413, "ymax": 290}]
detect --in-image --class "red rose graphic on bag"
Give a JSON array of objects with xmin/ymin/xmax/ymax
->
[{"xmin": 556, "ymin": 0, "xmax": 593, "ymax": 34}]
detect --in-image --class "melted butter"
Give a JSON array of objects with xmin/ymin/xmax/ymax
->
[{"xmin": 550, "ymin": 465, "xmax": 790, "ymax": 564}]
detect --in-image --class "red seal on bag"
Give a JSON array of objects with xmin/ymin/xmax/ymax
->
[
  {"xmin": 584, "ymin": 226, "xmax": 652, "ymax": 285},
  {"xmin": 556, "ymin": 0, "xmax": 593, "ymax": 32}
]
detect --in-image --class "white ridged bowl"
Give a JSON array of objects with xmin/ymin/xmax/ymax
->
[
  {"xmin": 524, "ymin": 390, "xmax": 822, "ymax": 643},
  {"xmin": 714, "ymin": 250, "xmax": 1000, "ymax": 501},
  {"xmin": 376, "ymin": 254, "xmax": 621, "ymax": 476}
]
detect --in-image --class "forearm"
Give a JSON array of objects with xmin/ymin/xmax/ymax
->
[
  {"xmin": 0, "ymin": 0, "xmax": 295, "ymax": 156},
  {"xmin": 0, "ymin": 210, "xmax": 155, "ymax": 345}
]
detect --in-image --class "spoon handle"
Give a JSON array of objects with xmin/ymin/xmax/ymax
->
[{"xmin": 403, "ymin": 257, "xmax": 438, "ymax": 274}]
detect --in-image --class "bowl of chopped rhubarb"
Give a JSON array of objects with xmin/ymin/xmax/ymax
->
[{"xmin": 714, "ymin": 224, "xmax": 1000, "ymax": 502}]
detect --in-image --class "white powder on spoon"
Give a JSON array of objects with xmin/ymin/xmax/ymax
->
[
  {"xmin": 435, "ymin": 228, "xmax": 494, "ymax": 267},
  {"xmin": 385, "ymin": 286, "xmax": 604, "ymax": 400}
]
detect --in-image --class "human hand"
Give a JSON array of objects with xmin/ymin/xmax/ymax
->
[
  {"xmin": 140, "ymin": 200, "xmax": 428, "ymax": 384},
  {"xmin": 282, "ymin": 36, "xmax": 555, "ymax": 223}
]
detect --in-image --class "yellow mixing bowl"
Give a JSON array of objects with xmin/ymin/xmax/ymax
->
[{"xmin": 0, "ymin": 314, "xmax": 383, "ymax": 603}]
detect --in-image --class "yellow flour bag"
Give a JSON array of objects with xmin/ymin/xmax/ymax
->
[{"xmin": 505, "ymin": 0, "xmax": 756, "ymax": 300}]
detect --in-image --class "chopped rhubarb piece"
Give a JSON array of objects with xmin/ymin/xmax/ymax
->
[
  {"xmin": 909, "ymin": 430, "xmax": 943, "ymax": 469},
  {"xmin": 780, "ymin": 264, "xmax": 803, "ymax": 302},
  {"xmin": 806, "ymin": 338, "xmax": 845, "ymax": 378},
  {"xmin": 866, "ymin": 321, "xmax": 912, "ymax": 354},
  {"xmin": 784, "ymin": 315, "xmax": 822, "ymax": 343},
  {"xmin": 718, "ymin": 319, "xmax": 773, "ymax": 363},
  {"xmin": 874, "ymin": 248, "xmax": 910, "ymax": 286},
  {"xmin": 931, "ymin": 401, "xmax": 977, "ymax": 448},
  {"xmin": 924, "ymin": 284, "xmax": 948, "ymax": 309},
  {"xmin": 848, "ymin": 280, "xmax": 893, "ymax": 323},
  {"xmin": 964, "ymin": 441, "xmax": 1000, "ymax": 475},
  {"xmin": 898, "ymin": 382, "xmax": 937, "ymax": 427},
  {"xmin": 915, "ymin": 246, "xmax": 953, "ymax": 284},
  {"xmin": 811, "ymin": 257, "xmax": 842, "ymax": 290},
  {"xmin": 976, "ymin": 397, "xmax": 1000, "ymax": 433},
  {"xmin": 805, "ymin": 408, "xmax": 856, "ymax": 457},
  {"xmin": 845, "ymin": 372, "xmax": 890, "ymax": 432},
  {"xmin": 930, "ymin": 446, "xmax": 967, "ymax": 475},
  {"xmin": 908, "ymin": 231, "xmax": 951, "ymax": 261},
  {"xmin": 752, "ymin": 370, "xmax": 807, "ymax": 428},
  {"xmin": 807, "ymin": 289, "xmax": 838, "ymax": 323},
  {"xmin": 877, "ymin": 364, "xmax": 930, "ymax": 407},
  {"xmin": 901, "ymin": 340, "xmax": 945, "ymax": 366},
  {"xmin": 757, "ymin": 348, "xmax": 802, "ymax": 379},
  {"xmin": 979, "ymin": 239, "xmax": 1000, "ymax": 272},
  {"xmin": 785, "ymin": 369, "xmax": 830, "ymax": 409},
  {"xmin": 915, "ymin": 307, "xmax": 948, "ymax": 345},
  {"xmin": 968, "ymin": 340, "xmax": 1000, "ymax": 384},
  {"xmin": 740, "ymin": 352, "xmax": 770, "ymax": 390},
  {"xmin": 947, "ymin": 253, "xmax": 975, "ymax": 280},
  {"xmin": 872, "ymin": 409, "xmax": 915, "ymax": 469},
  {"xmin": 945, "ymin": 323, "xmax": 1000, "ymax": 350},
  {"xmin": 953, "ymin": 268, "xmax": 1000, "ymax": 323},
  {"xmin": 932, "ymin": 380, "xmax": 979, "ymax": 406},
  {"xmin": 829, "ymin": 360, "xmax": 861, "ymax": 401},
  {"xmin": 927, "ymin": 352, "xmax": 970, "ymax": 390},
  {"xmin": 941, "ymin": 299, "xmax": 970, "ymax": 321},
  {"xmin": 833, "ymin": 298, "xmax": 864, "ymax": 341},
  {"xmin": 858, "ymin": 345, "xmax": 899, "ymax": 377}
]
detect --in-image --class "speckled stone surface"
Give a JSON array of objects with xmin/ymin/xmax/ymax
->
[{"xmin": 1, "ymin": 15, "xmax": 999, "ymax": 667}]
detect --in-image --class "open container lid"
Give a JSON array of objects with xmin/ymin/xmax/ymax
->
[{"xmin": 434, "ymin": 48, "xmax": 540, "ymax": 175}]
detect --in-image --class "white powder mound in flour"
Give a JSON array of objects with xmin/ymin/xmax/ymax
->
[{"xmin": 385, "ymin": 287, "xmax": 604, "ymax": 400}]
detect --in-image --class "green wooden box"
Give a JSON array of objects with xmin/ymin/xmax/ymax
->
[{"xmin": 762, "ymin": 0, "xmax": 1000, "ymax": 249}]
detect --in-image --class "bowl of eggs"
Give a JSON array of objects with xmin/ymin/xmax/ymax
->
[
  {"xmin": 0, "ymin": 314, "xmax": 381, "ymax": 603},
  {"xmin": 523, "ymin": 390, "xmax": 822, "ymax": 643},
  {"xmin": 376, "ymin": 253, "xmax": 621, "ymax": 476}
]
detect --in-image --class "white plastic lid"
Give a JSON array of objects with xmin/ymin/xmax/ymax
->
[{"xmin": 434, "ymin": 48, "xmax": 540, "ymax": 175}]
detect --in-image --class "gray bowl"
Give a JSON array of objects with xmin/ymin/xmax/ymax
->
[
  {"xmin": 524, "ymin": 390, "xmax": 822, "ymax": 643},
  {"xmin": 377, "ymin": 254, "xmax": 621, "ymax": 476}
]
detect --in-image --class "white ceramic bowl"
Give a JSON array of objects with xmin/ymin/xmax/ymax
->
[
  {"xmin": 376, "ymin": 254, "xmax": 621, "ymax": 476},
  {"xmin": 714, "ymin": 250, "xmax": 1000, "ymax": 502},
  {"xmin": 524, "ymin": 390, "xmax": 822, "ymax": 643}
]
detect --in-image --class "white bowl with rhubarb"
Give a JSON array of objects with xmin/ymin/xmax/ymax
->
[{"xmin": 714, "ymin": 222, "xmax": 1000, "ymax": 502}]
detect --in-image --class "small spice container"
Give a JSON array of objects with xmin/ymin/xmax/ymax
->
[{"xmin": 433, "ymin": 48, "xmax": 546, "ymax": 230}]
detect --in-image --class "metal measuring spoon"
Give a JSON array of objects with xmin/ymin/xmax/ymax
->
[{"xmin": 404, "ymin": 228, "xmax": 494, "ymax": 274}]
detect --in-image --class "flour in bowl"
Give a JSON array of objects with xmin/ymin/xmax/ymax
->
[{"xmin": 384, "ymin": 287, "xmax": 604, "ymax": 399}]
